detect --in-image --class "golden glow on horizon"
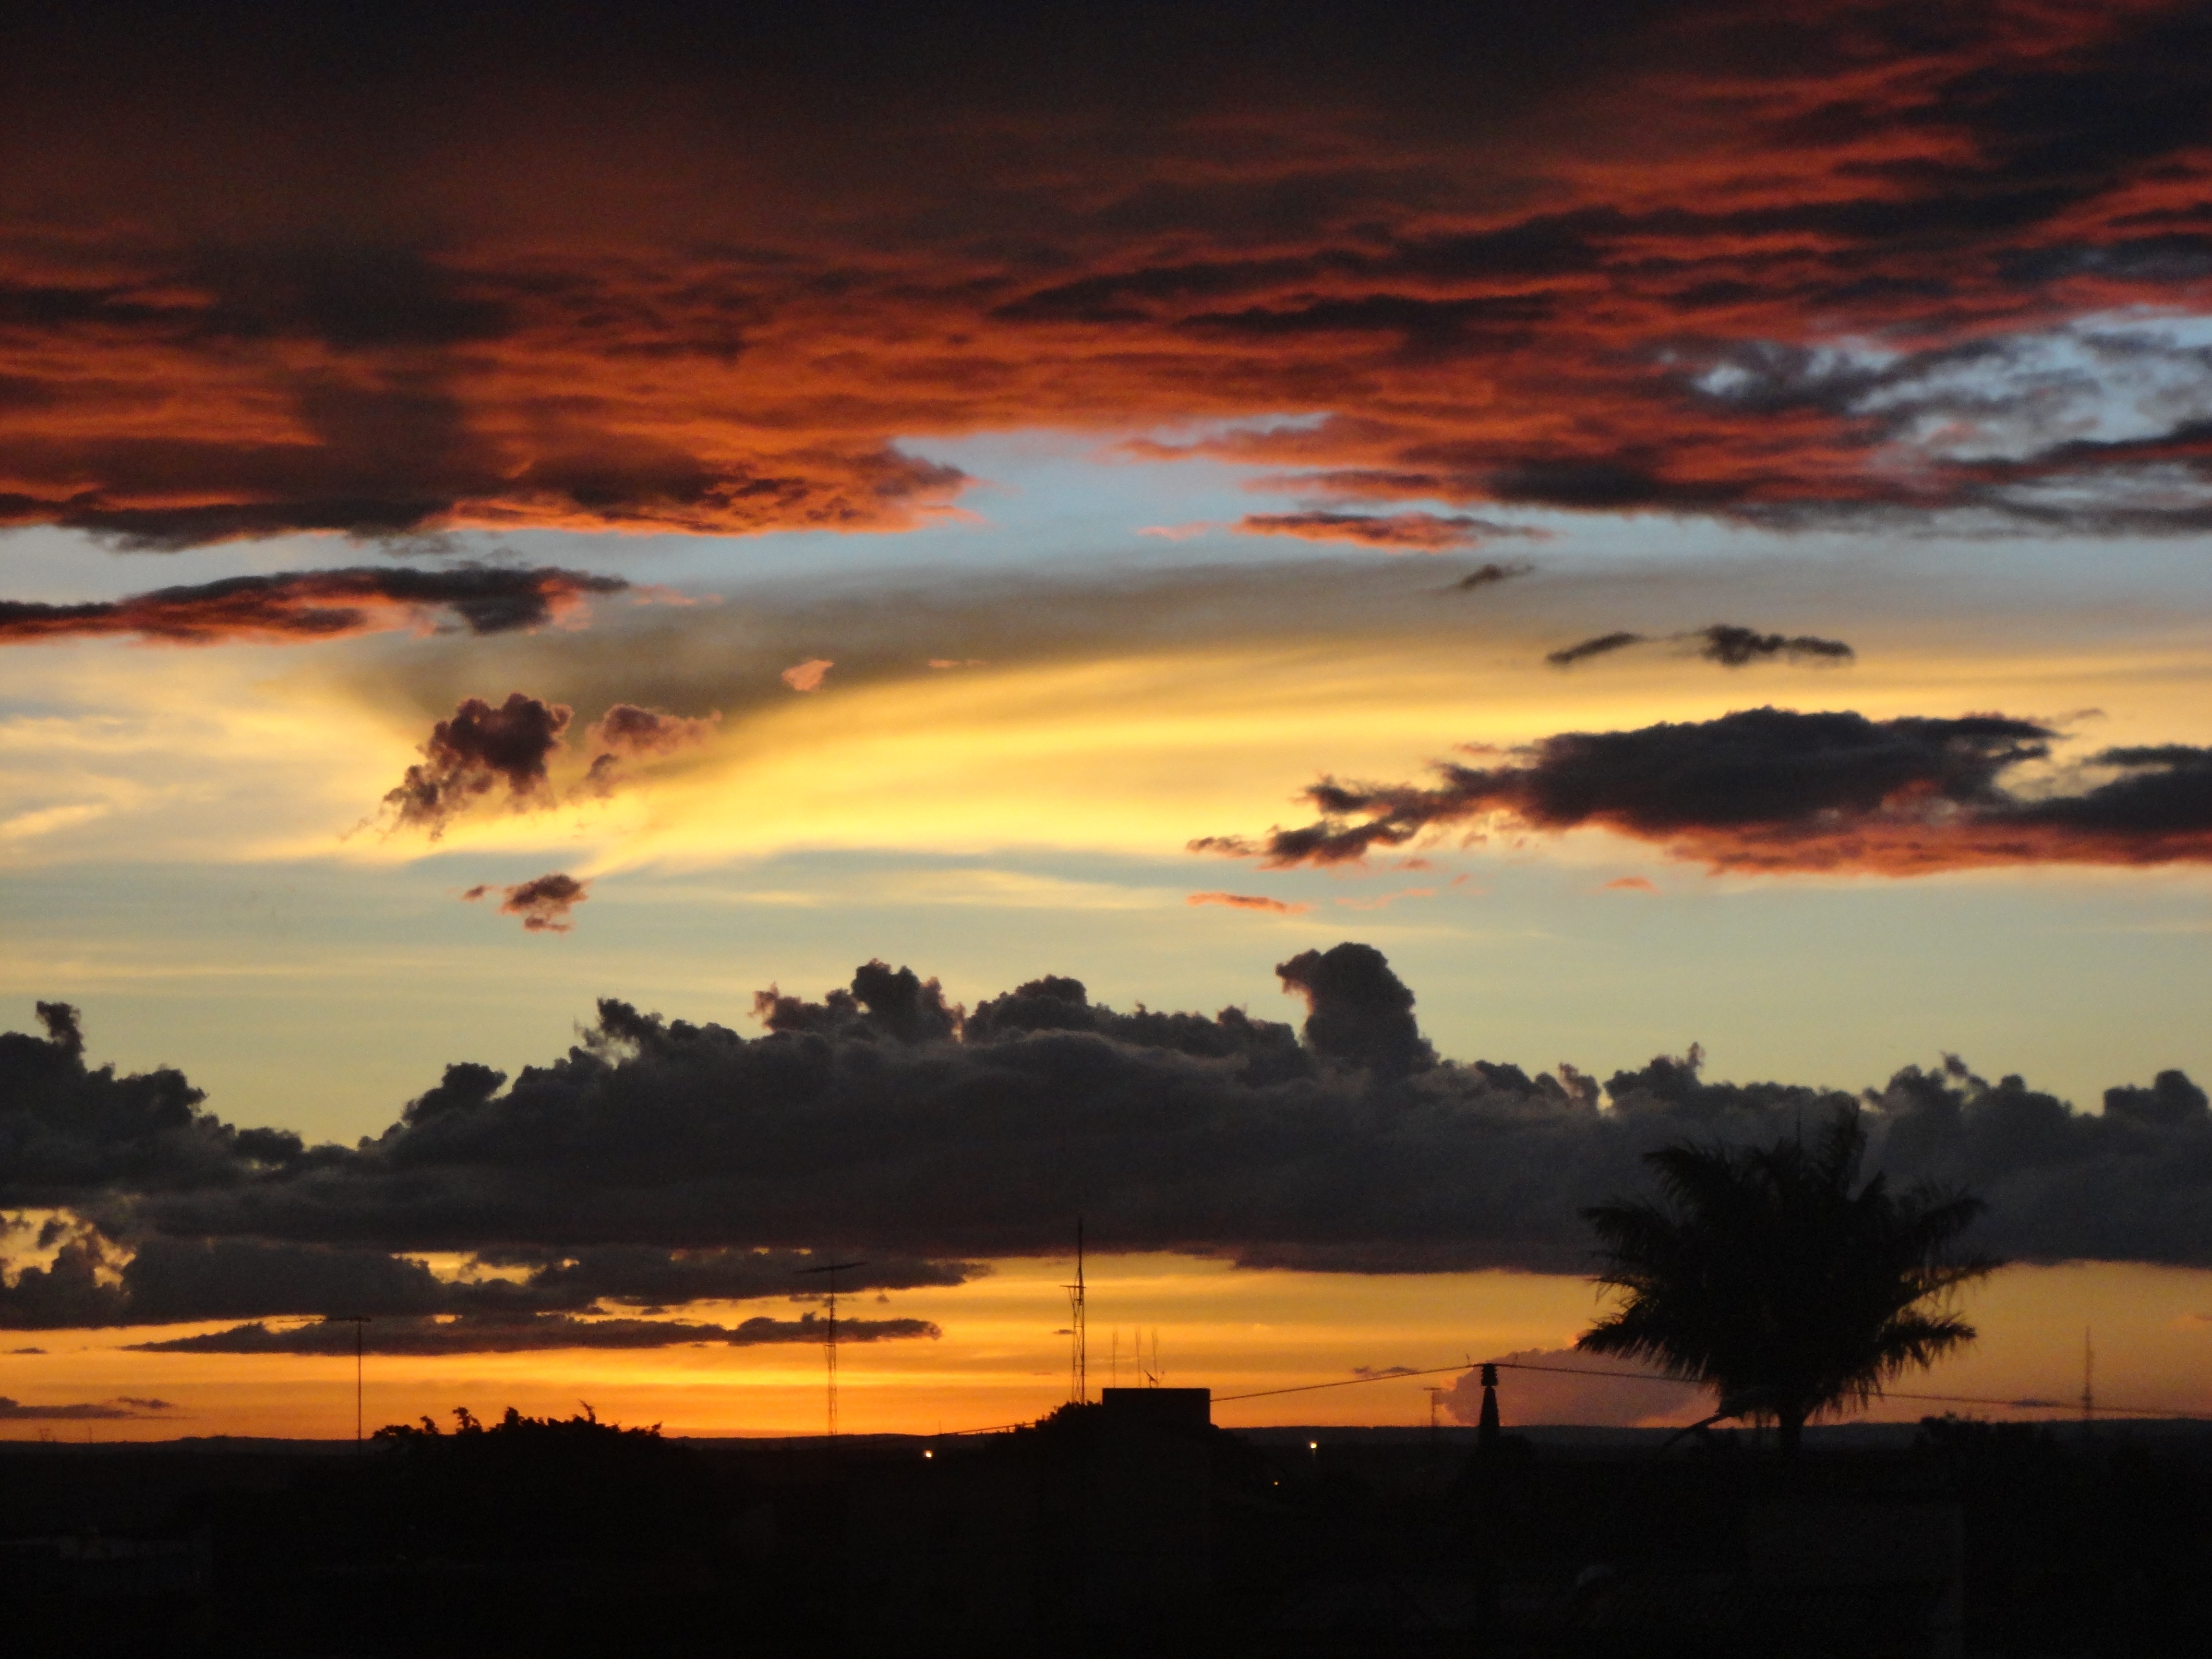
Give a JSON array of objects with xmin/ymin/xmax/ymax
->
[{"xmin": 8, "ymin": 1257, "xmax": 2208, "ymax": 1442}]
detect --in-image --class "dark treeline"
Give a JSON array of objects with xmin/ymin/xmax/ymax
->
[{"xmin": 3, "ymin": 1407, "xmax": 2210, "ymax": 1656}]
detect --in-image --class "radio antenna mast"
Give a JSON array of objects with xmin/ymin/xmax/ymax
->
[
  {"xmin": 799, "ymin": 1260, "xmax": 866, "ymax": 1440},
  {"xmin": 1062, "ymin": 1219, "xmax": 1087, "ymax": 1404}
]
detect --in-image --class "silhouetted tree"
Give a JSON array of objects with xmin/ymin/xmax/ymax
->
[{"xmin": 1577, "ymin": 1109, "xmax": 1995, "ymax": 1456}]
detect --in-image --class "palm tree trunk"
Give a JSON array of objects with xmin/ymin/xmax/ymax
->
[{"xmin": 1777, "ymin": 1408, "xmax": 1804, "ymax": 1460}]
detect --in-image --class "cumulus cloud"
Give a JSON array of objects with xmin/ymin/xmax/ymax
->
[
  {"xmin": 465, "ymin": 872, "xmax": 589, "ymax": 934},
  {"xmin": 0, "ymin": 1002, "xmax": 309, "ymax": 1210},
  {"xmin": 9, "ymin": 950, "xmax": 2212, "ymax": 1331},
  {"xmin": 1235, "ymin": 512, "xmax": 1530, "ymax": 553},
  {"xmin": 0, "ymin": 565, "xmax": 628, "ymax": 647},
  {"xmin": 380, "ymin": 693, "xmax": 572, "ymax": 838},
  {"xmin": 781, "ymin": 659, "xmax": 834, "ymax": 692},
  {"xmin": 1275, "ymin": 943, "xmax": 1435, "ymax": 1079},
  {"xmin": 1195, "ymin": 706, "xmax": 2212, "ymax": 874},
  {"xmin": 1187, "ymin": 891, "xmax": 1310, "ymax": 915}
]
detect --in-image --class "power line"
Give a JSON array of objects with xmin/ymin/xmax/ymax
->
[{"xmin": 1214, "ymin": 1358, "xmax": 2212, "ymax": 1421}]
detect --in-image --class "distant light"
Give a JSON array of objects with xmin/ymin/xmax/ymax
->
[
  {"xmin": 1308, "ymin": 1441, "xmax": 1318, "ymax": 1450},
  {"xmin": 923, "ymin": 1449, "xmax": 934, "ymax": 1458}
]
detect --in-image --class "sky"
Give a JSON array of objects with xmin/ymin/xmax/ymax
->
[{"xmin": 4, "ymin": 0, "xmax": 2212, "ymax": 1440}]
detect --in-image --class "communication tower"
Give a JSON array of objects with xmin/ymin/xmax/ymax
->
[
  {"xmin": 799, "ymin": 1259, "xmax": 866, "ymax": 1440},
  {"xmin": 1063, "ymin": 1219, "xmax": 1087, "ymax": 1403}
]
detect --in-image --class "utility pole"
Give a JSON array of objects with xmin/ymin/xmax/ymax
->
[{"xmin": 800, "ymin": 1260, "xmax": 866, "ymax": 1441}]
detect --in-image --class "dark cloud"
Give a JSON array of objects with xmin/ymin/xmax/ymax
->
[
  {"xmin": 465, "ymin": 872, "xmax": 589, "ymax": 934},
  {"xmin": 0, "ymin": 1220, "xmax": 980, "ymax": 1331},
  {"xmin": 1274, "ymin": 943, "xmax": 1435, "ymax": 1079},
  {"xmin": 753, "ymin": 959, "xmax": 962, "ymax": 1046},
  {"xmin": 0, "ymin": 1003, "xmax": 309, "ymax": 1209},
  {"xmin": 1233, "ymin": 512, "xmax": 1528, "ymax": 553},
  {"xmin": 1451, "ymin": 561, "xmax": 1534, "ymax": 591},
  {"xmin": 381, "ymin": 693, "xmax": 571, "ymax": 838},
  {"xmin": 1546, "ymin": 631, "xmax": 1647, "ymax": 667},
  {"xmin": 1695, "ymin": 625, "xmax": 1855, "ymax": 667},
  {"xmin": 128, "ymin": 1310, "xmax": 939, "ymax": 1357},
  {"xmin": 1547, "ymin": 625, "xmax": 1855, "ymax": 669},
  {"xmin": 1196, "ymin": 707, "xmax": 2212, "ymax": 874},
  {"xmin": 0, "ymin": 564, "xmax": 629, "ymax": 646},
  {"xmin": 0, "ymin": 1395, "xmax": 176, "ymax": 1420},
  {"xmin": 9, "ymin": 946, "xmax": 2212, "ymax": 1325}
]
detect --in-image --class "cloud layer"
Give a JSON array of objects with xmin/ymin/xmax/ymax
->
[
  {"xmin": 8, "ymin": 940, "xmax": 2212, "ymax": 1354},
  {"xmin": 5, "ymin": 5, "xmax": 2212, "ymax": 546},
  {"xmin": 1196, "ymin": 706, "xmax": 2212, "ymax": 874},
  {"xmin": 128, "ymin": 1310, "xmax": 938, "ymax": 1357},
  {"xmin": 0, "ymin": 564, "xmax": 629, "ymax": 645}
]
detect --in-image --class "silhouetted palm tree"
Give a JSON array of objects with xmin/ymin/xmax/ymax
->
[{"xmin": 1577, "ymin": 1109, "xmax": 1996, "ymax": 1456}]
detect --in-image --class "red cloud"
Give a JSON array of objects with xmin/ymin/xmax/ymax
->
[
  {"xmin": 3, "ymin": 7, "xmax": 2210, "ymax": 548},
  {"xmin": 0, "ymin": 566, "xmax": 627, "ymax": 646}
]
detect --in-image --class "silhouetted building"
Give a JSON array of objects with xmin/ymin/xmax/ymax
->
[{"xmin": 845, "ymin": 1387, "xmax": 1214, "ymax": 1655}]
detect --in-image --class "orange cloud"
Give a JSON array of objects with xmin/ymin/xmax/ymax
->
[
  {"xmin": 1187, "ymin": 891, "xmax": 1310, "ymax": 915},
  {"xmin": 781, "ymin": 659, "xmax": 834, "ymax": 693},
  {"xmin": 1602, "ymin": 877, "xmax": 1658, "ymax": 893},
  {"xmin": 0, "ymin": 566, "xmax": 626, "ymax": 646},
  {"xmin": 1, "ymin": 6, "xmax": 2208, "ymax": 551}
]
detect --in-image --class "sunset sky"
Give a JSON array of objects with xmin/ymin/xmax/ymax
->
[{"xmin": 5, "ymin": 1, "xmax": 2212, "ymax": 1441}]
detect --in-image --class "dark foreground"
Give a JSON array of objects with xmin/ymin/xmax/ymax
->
[{"xmin": 3, "ymin": 1395, "xmax": 2208, "ymax": 1658}]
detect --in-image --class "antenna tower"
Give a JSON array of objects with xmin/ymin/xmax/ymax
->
[
  {"xmin": 800, "ymin": 1259, "xmax": 866, "ymax": 1440},
  {"xmin": 313, "ymin": 1315, "xmax": 372, "ymax": 1449},
  {"xmin": 1063, "ymin": 1219, "xmax": 1087, "ymax": 1404}
]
